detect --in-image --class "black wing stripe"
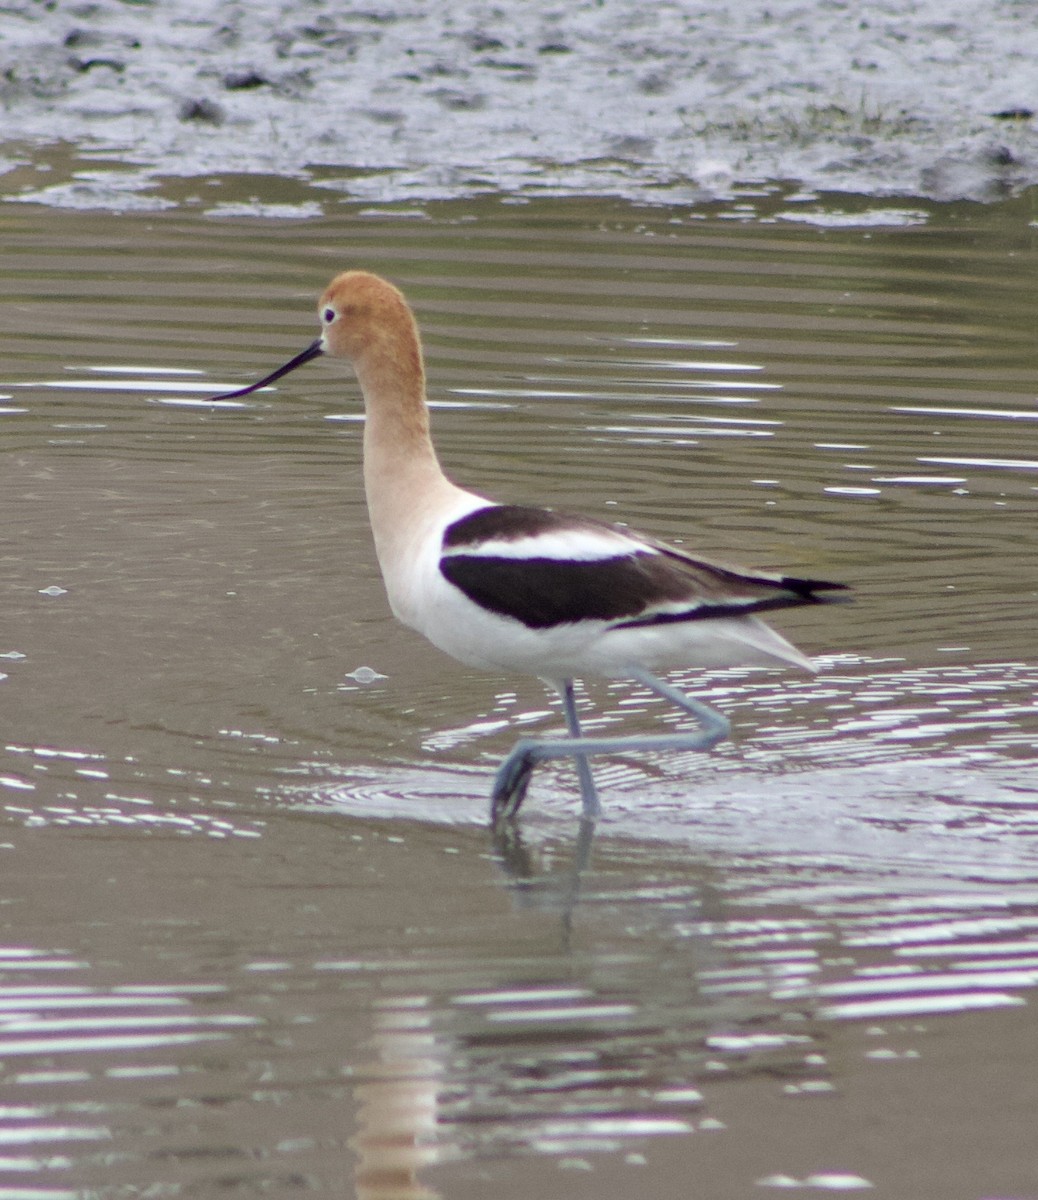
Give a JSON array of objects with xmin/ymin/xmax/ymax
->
[
  {"xmin": 440, "ymin": 551, "xmax": 849, "ymax": 631},
  {"xmin": 615, "ymin": 587, "xmax": 849, "ymax": 628},
  {"xmin": 443, "ymin": 504, "xmax": 607, "ymax": 550},
  {"xmin": 440, "ymin": 551, "xmax": 689, "ymax": 629}
]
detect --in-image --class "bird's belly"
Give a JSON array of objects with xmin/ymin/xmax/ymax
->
[{"xmin": 401, "ymin": 583, "xmax": 811, "ymax": 678}]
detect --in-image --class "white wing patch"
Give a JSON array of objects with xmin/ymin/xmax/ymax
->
[{"xmin": 444, "ymin": 524, "xmax": 651, "ymax": 563}]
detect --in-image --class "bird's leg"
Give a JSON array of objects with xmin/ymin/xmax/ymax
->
[
  {"xmin": 491, "ymin": 678, "xmax": 590, "ymax": 824},
  {"xmin": 490, "ymin": 670, "xmax": 731, "ymax": 823},
  {"xmin": 490, "ymin": 737, "xmax": 543, "ymax": 822},
  {"xmin": 627, "ymin": 668, "xmax": 732, "ymax": 749},
  {"xmin": 560, "ymin": 679, "xmax": 601, "ymax": 820}
]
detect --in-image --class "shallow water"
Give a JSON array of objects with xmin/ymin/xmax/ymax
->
[{"xmin": 1, "ymin": 180, "xmax": 1037, "ymax": 1198}]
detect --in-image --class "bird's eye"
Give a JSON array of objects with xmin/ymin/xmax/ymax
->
[{"xmin": 322, "ymin": 307, "xmax": 336, "ymax": 324}]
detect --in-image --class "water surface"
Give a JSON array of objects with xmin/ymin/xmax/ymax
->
[{"xmin": 1, "ymin": 183, "xmax": 1037, "ymax": 1198}]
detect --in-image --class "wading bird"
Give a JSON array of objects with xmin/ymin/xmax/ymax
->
[{"xmin": 210, "ymin": 271, "xmax": 848, "ymax": 823}]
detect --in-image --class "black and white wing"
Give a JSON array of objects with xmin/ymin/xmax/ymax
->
[{"xmin": 439, "ymin": 504, "xmax": 848, "ymax": 631}]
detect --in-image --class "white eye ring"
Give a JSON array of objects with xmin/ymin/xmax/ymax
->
[{"xmin": 322, "ymin": 307, "xmax": 337, "ymax": 324}]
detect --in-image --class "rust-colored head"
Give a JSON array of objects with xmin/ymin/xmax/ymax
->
[
  {"xmin": 317, "ymin": 270, "xmax": 418, "ymax": 364},
  {"xmin": 208, "ymin": 270, "xmax": 423, "ymax": 404}
]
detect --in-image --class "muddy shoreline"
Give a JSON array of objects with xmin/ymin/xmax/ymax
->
[{"xmin": 2, "ymin": 1, "xmax": 1037, "ymax": 211}]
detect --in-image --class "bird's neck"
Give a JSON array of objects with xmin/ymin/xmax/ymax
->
[{"xmin": 355, "ymin": 335, "xmax": 466, "ymax": 573}]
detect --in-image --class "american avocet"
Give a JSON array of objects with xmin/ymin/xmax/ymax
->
[{"xmin": 211, "ymin": 271, "xmax": 849, "ymax": 824}]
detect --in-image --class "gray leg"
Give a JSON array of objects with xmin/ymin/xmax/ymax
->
[
  {"xmin": 490, "ymin": 669, "xmax": 731, "ymax": 823},
  {"xmin": 491, "ymin": 679, "xmax": 589, "ymax": 823},
  {"xmin": 561, "ymin": 680, "xmax": 601, "ymax": 820}
]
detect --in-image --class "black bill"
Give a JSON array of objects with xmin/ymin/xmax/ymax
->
[{"xmin": 208, "ymin": 337, "xmax": 324, "ymax": 401}]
